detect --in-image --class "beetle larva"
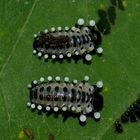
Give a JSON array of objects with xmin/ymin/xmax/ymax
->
[
  {"xmin": 32, "ymin": 18, "xmax": 102, "ymax": 61},
  {"xmin": 114, "ymin": 96, "xmax": 140, "ymax": 133},
  {"xmin": 27, "ymin": 76, "xmax": 104, "ymax": 122}
]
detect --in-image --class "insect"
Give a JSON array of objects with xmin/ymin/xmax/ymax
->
[
  {"xmin": 114, "ymin": 96, "xmax": 140, "ymax": 133},
  {"xmin": 26, "ymin": 75, "xmax": 104, "ymax": 122},
  {"xmin": 32, "ymin": 18, "xmax": 103, "ymax": 61},
  {"xmin": 49, "ymin": 132, "xmax": 54, "ymax": 140},
  {"xmin": 23, "ymin": 128, "xmax": 34, "ymax": 139},
  {"xmin": 114, "ymin": 120, "xmax": 123, "ymax": 133}
]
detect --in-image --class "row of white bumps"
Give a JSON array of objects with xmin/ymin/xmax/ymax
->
[
  {"xmin": 27, "ymin": 75, "xmax": 103, "ymax": 122},
  {"xmin": 33, "ymin": 18, "xmax": 103, "ymax": 61}
]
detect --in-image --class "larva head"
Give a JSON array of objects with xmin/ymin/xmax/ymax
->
[
  {"xmin": 92, "ymin": 92, "xmax": 103, "ymax": 111},
  {"xmin": 90, "ymin": 30, "xmax": 102, "ymax": 47}
]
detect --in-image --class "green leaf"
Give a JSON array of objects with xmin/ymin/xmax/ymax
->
[{"xmin": 0, "ymin": 0, "xmax": 140, "ymax": 140}]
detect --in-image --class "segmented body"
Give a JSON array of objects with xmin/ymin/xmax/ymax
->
[
  {"xmin": 34, "ymin": 28, "xmax": 94, "ymax": 56},
  {"xmin": 27, "ymin": 76, "xmax": 103, "ymax": 122},
  {"xmin": 32, "ymin": 19, "xmax": 102, "ymax": 61}
]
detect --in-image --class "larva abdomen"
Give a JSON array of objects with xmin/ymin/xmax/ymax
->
[
  {"xmin": 32, "ymin": 18, "xmax": 103, "ymax": 61},
  {"xmin": 27, "ymin": 76, "xmax": 104, "ymax": 122}
]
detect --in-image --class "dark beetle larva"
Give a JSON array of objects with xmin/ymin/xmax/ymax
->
[
  {"xmin": 32, "ymin": 18, "xmax": 102, "ymax": 61},
  {"xmin": 27, "ymin": 76, "xmax": 104, "ymax": 122},
  {"xmin": 114, "ymin": 96, "xmax": 140, "ymax": 133}
]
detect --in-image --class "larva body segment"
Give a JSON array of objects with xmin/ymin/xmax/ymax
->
[
  {"xmin": 27, "ymin": 76, "xmax": 104, "ymax": 122},
  {"xmin": 33, "ymin": 19, "xmax": 102, "ymax": 61}
]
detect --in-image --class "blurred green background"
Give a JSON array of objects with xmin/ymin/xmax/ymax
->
[{"xmin": 0, "ymin": 0, "xmax": 140, "ymax": 139}]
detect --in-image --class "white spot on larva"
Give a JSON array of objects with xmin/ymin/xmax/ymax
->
[
  {"xmin": 86, "ymin": 106, "xmax": 92, "ymax": 113},
  {"xmin": 73, "ymin": 79, "xmax": 78, "ymax": 84},
  {"xmin": 34, "ymin": 34, "xmax": 37, "ymax": 38},
  {"xmin": 33, "ymin": 80, "xmax": 37, "ymax": 84},
  {"xmin": 27, "ymin": 84, "xmax": 32, "ymax": 88},
  {"xmin": 52, "ymin": 54, "xmax": 56, "ymax": 59},
  {"xmin": 84, "ymin": 75, "xmax": 89, "ymax": 81},
  {"xmin": 62, "ymin": 106, "xmax": 67, "ymax": 111},
  {"xmin": 38, "ymin": 52, "xmax": 42, "ymax": 57},
  {"xmin": 89, "ymin": 20, "xmax": 96, "ymax": 26},
  {"xmin": 64, "ymin": 77, "xmax": 69, "ymax": 82},
  {"xmin": 40, "ymin": 77, "xmax": 45, "ymax": 82},
  {"xmin": 51, "ymin": 27, "xmax": 55, "ymax": 32},
  {"xmin": 44, "ymin": 54, "xmax": 49, "ymax": 59},
  {"xmin": 71, "ymin": 26, "xmax": 76, "ymax": 31},
  {"xmin": 37, "ymin": 105, "xmax": 42, "ymax": 110},
  {"xmin": 94, "ymin": 112, "xmax": 101, "ymax": 119},
  {"xmin": 79, "ymin": 114, "xmax": 87, "ymax": 122},
  {"xmin": 75, "ymin": 51, "xmax": 79, "ymax": 55},
  {"xmin": 59, "ymin": 54, "xmax": 63, "ymax": 59},
  {"xmin": 67, "ymin": 52, "xmax": 71, "ymax": 57},
  {"xmin": 57, "ymin": 26, "xmax": 62, "ymax": 31},
  {"xmin": 31, "ymin": 104, "xmax": 35, "ymax": 109},
  {"xmin": 27, "ymin": 102, "xmax": 31, "ymax": 107},
  {"xmin": 96, "ymin": 81, "xmax": 103, "ymax": 88},
  {"xmin": 47, "ymin": 76, "xmax": 52, "ymax": 81},
  {"xmin": 33, "ymin": 50, "xmax": 37, "ymax": 54},
  {"xmin": 97, "ymin": 47, "xmax": 103, "ymax": 54},
  {"xmin": 71, "ymin": 106, "xmax": 76, "ymax": 111},
  {"xmin": 85, "ymin": 54, "xmax": 92, "ymax": 61},
  {"xmin": 55, "ymin": 76, "xmax": 60, "ymax": 81},
  {"xmin": 54, "ymin": 106, "xmax": 59, "ymax": 112},
  {"xmin": 44, "ymin": 29, "xmax": 48, "ymax": 33},
  {"xmin": 77, "ymin": 18, "xmax": 85, "ymax": 25},
  {"xmin": 46, "ymin": 106, "xmax": 51, "ymax": 111},
  {"xmin": 65, "ymin": 26, "xmax": 69, "ymax": 31}
]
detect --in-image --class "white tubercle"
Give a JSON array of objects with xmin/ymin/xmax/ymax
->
[
  {"xmin": 96, "ymin": 81, "xmax": 103, "ymax": 88},
  {"xmin": 47, "ymin": 76, "xmax": 52, "ymax": 81},
  {"xmin": 71, "ymin": 106, "xmax": 76, "ymax": 111},
  {"xmin": 97, "ymin": 47, "xmax": 103, "ymax": 54},
  {"xmin": 44, "ymin": 29, "xmax": 48, "ymax": 33},
  {"xmin": 94, "ymin": 112, "xmax": 101, "ymax": 119},
  {"xmin": 57, "ymin": 26, "xmax": 62, "ymax": 31},
  {"xmin": 40, "ymin": 77, "xmax": 45, "ymax": 82},
  {"xmin": 54, "ymin": 106, "xmax": 59, "ymax": 112},
  {"xmin": 71, "ymin": 26, "xmax": 76, "ymax": 31},
  {"xmin": 84, "ymin": 75, "xmax": 89, "ymax": 81},
  {"xmin": 75, "ymin": 51, "xmax": 79, "ymax": 55},
  {"xmin": 51, "ymin": 27, "xmax": 55, "ymax": 32},
  {"xmin": 33, "ymin": 50, "xmax": 37, "ymax": 54},
  {"xmin": 64, "ymin": 77, "xmax": 69, "ymax": 82},
  {"xmin": 83, "ymin": 27, "xmax": 89, "ymax": 32},
  {"xmin": 38, "ymin": 52, "xmax": 42, "ymax": 57},
  {"xmin": 86, "ymin": 106, "xmax": 93, "ymax": 113},
  {"xmin": 27, "ymin": 102, "xmax": 31, "ymax": 107},
  {"xmin": 52, "ymin": 54, "xmax": 56, "ymax": 59},
  {"xmin": 46, "ymin": 106, "xmax": 51, "ymax": 111},
  {"xmin": 73, "ymin": 79, "xmax": 78, "ymax": 84},
  {"xmin": 59, "ymin": 54, "xmax": 63, "ymax": 59},
  {"xmin": 55, "ymin": 76, "xmax": 60, "ymax": 81},
  {"xmin": 79, "ymin": 114, "xmax": 87, "ymax": 122},
  {"xmin": 62, "ymin": 106, "xmax": 67, "ymax": 111},
  {"xmin": 67, "ymin": 52, "xmax": 71, "ymax": 57},
  {"xmin": 65, "ymin": 26, "xmax": 69, "ymax": 31},
  {"xmin": 89, "ymin": 20, "xmax": 96, "ymax": 27},
  {"xmin": 34, "ymin": 34, "xmax": 37, "ymax": 38},
  {"xmin": 85, "ymin": 54, "xmax": 92, "ymax": 61},
  {"xmin": 37, "ymin": 105, "xmax": 42, "ymax": 110},
  {"xmin": 77, "ymin": 18, "xmax": 85, "ymax": 25},
  {"xmin": 44, "ymin": 54, "xmax": 49, "ymax": 59},
  {"xmin": 33, "ymin": 80, "xmax": 37, "ymax": 84},
  {"xmin": 27, "ymin": 84, "xmax": 32, "ymax": 89},
  {"xmin": 31, "ymin": 104, "xmax": 36, "ymax": 109}
]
